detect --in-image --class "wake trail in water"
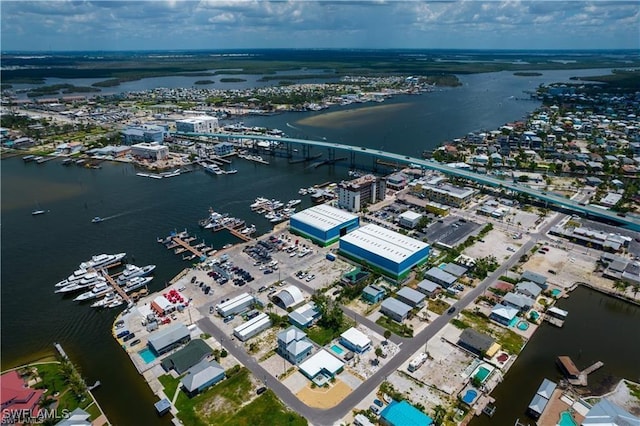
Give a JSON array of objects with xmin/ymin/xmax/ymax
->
[{"xmin": 100, "ymin": 207, "xmax": 151, "ymax": 221}]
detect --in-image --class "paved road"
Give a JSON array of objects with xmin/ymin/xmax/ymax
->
[{"xmin": 196, "ymin": 209, "xmax": 567, "ymax": 425}]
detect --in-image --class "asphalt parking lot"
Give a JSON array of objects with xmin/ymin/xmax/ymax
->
[{"xmin": 423, "ymin": 217, "xmax": 481, "ymax": 247}]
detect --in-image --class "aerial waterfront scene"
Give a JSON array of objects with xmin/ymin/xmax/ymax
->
[{"xmin": 2, "ymin": 1, "xmax": 640, "ymax": 426}]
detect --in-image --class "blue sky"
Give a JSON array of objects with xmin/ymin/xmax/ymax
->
[{"xmin": 1, "ymin": 1, "xmax": 639, "ymax": 51}]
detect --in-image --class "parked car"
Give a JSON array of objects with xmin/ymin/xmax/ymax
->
[
  {"xmin": 256, "ymin": 387, "xmax": 267, "ymax": 395},
  {"xmin": 223, "ymin": 315, "xmax": 234, "ymax": 323}
]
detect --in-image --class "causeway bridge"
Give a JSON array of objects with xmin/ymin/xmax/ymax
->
[{"xmin": 177, "ymin": 131, "xmax": 640, "ymax": 231}]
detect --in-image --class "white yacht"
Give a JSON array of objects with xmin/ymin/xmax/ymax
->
[
  {"xmin": 54, "ymin": 268, "xmax": 90, "ymax": 288},
  {"xmin": 79, "ymin": 253, "xmax": 126, "ymax": 270},
  {"xmin": 90, "ymin": 292, "xmax": 117, "ymax": 308},
  {"xmin": 116, "ymin": 264, "xmax": 156, "ymax": 285},
  {"xmin": 123, "ymin": 276, "xmax": 153, "ymax": 292},
  {"xmin": 55, "ymin": 276, "xmax": 106, "ymax": 294},
  {"xmin": 203, "ymin": 163, "xmax": 224, "ymax": 175},
  {"xmin": 74, "ymin": 282, "xmax": 111, "ymax": 301}
]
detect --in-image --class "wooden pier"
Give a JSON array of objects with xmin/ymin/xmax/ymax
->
[
  {"xmin": 171, "ymin": 236, "xmax": 207, "ymax": 258},
  {"xmin": 100, "ymin": 270, "xmax": 131, "ymax": 303},
  {"xmin": 543, "ymin": 315, "xmax": 565, "ymax": 327},
  {"xmin": 570, "ymin": 361, "xmax": 604, "ymax": 386},
  {"xmin": 223, "ymin": 224, "xmax": 253, "ymax": 242}
]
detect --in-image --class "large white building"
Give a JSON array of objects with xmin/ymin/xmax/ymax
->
[
  {"xmin": 289, "ymin": 204, "xmax": 360, "ymax": 246},
  {"xmin": 339, "ymin": 224, "xmax": 430, "ymax": 281},
  {"xmin": 130, "ymin": 142, "xmax": 169, "ymax": 161},
  {"xmin": 233, "ymin": 313, "xmax": 272, "ymax": 341},
  {"xmin": 176, "ymin": 116, "xmax": 219, "ymax": 134}
]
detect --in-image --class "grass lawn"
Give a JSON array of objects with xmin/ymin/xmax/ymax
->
[
  {"xmin": 176, "ymin": 367, "xmax": 256, "ymax": 425},
  {"xmin": 375, "ymin": 316, "xmax": 413, "ymax": 338},
  {"xmin": 158, "ymin": 374, "xmax": 181, "ymax": 399},
  {"xmin": 459, "ymin": 311, "xmax": 525, "ymax": 354},
  {"xmin": 428, "ymin": 299, "xmax": 450, "ymax": 315},
  {"xmin": 306, "ymin": 326, "xmax": 335, "ymax": 346},
  {"xmin": 221, "ymin": 390, "xmax": 307, "ymax": 426}
]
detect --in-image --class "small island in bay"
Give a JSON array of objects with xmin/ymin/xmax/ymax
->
[
  {"xmin": 514, "ymin": 71, "xmax": 543, "ymax": 76},
  {"xmin": 194, "ymin": 80, "xmax": 215, "ymax": 85},
  {"xmin": 219, "ymin": 77, "xmax": 247, "ymax": 83}
]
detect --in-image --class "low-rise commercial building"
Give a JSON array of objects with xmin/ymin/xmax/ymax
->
[
  {"xmin": 424, "ymin": 267, "xmax": 457, "ymax": 288},
  {"xmin": 397, "ymin": 211, "xmax": 422, "ymax": 229},
  {"xmin": 122, "ymin": 124, "xmax": 169, "ymax": 144},
  {"xmin": 216, "ymin": 293, "xmax": 254, "ymax": 317},
  {"xmin": 420, "ymin": 182, "xmax": 476, "ymax": 207},
  {"xmin": 273, "ymin": 286, "xmax": 304, "ymax": 310},
  {"xmin": 417, "ymin": 279, "xmax": 440, "ymax": 297},
  {"xmin": 233, "ymin": 313, "xmax": 272, "ymax": 342},
  {"xmin": 130, "ymin": 142, "xmax": 169, "ymax": 161},
  {"xmin": 147, "ymin": 323, "xmax": 191, "ymax": 355}
]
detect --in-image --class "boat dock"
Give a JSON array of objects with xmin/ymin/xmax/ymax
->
[
  {"xmin": 223, "ymin": 224, "xmax": 253, "ymax": 242},
  {"xmin": 100, "ymin": 269, "xmax": 131, "ymax": 303},
  {"xmin": 557, "ymin": 356, "xmax": 604, "ymax": 386},
  {"xmin": 171, "ymin": 236, "xmax": 206, "ymax": 259},
  {"xmin": 571, "ymin": 361, "xmax": 604, "ymax": 386},
  {"xmin": 543, "ymin": 315, "xmax": 565, "ymax": 327}
]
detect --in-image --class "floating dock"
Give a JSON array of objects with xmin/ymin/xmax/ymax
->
[{"xmin": 100, "ymin": 269, "xmax": 131, "ymax": 304}]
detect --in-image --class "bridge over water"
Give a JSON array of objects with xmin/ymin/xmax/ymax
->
[{"xmin": 177, "ymin": 131, "xmax": 640, "ymax": 231}]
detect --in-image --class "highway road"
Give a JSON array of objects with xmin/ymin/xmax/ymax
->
[
  {"xmin": 178, "ymin": 131, "xmax": 640, "ymax": 232},
  {"xmin": 194, "ymin": 207, "xmax": 567, "ymax": 425}
]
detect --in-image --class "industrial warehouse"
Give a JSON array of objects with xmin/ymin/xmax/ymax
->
[
  {"xmin": 289, "ymin": 204, "xmax": 360, "ymax": 246},
  {"xmin": 338, "ymin": 224, "xmax": 430, "ymax": 281}
]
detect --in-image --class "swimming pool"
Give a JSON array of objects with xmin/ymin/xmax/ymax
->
[
  {"xmin": 517, "ymin": 321, "xmax": 530, "ymax": 330},
  {"xmin": 474, "ymin": 366, "xmax": 491, "ymax": 382},
  {"xmin": 529, "ymin": 310, "xmax": 540, "ymax": 321},
  {"xmin": 138, "ymin": 348, "xmax": 157, "ymax": 364},
  {"xmin": 552, "ymin": 289, "xmax": 562, "ymax": 298},
  {"xmin": 461, "ymin": 389, "xmax": 478, "ymax": 404},
  {"xmin": 558, "ymin": 411, "xmax": 578, "ymax": 426},
  {"xmin": 330, "ymin": 344, "xmax": 344, "ymax": 355}
]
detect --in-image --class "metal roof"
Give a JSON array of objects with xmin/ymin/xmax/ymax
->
[
  {"xmin": 299, "ymin": 349, "xmax": 344, "ymax": 378},
  {"xmin": 582, "ymin": 398, "xmax": 640, "ymax": 425},
  {"xmin": 528, "ymin": 394, "xmax": 549, "ymax": 415},
  {"xmin": 340, "ymin": 327, "xmax": 371, "ymax": 349},
  {"xmin": 380, "ymin": 297, "xmax": 413, "ymax": 316},
  {"xmin": 233, "ymin": 313, "xmax": 271, "ymax": 338},
  {"xmin": 148, "ymin": 323, "xmax": 190, "ymax": 352},
  {"xmin": 181, "ymin": 359, "xmax": 225, "ymax": 393},
  {"xmin": 442, "ymin": 263, "xmax": 468, "ymax": 277},
  {"xmin": 521, "ymin": 270, "xmax": 547, "ymax": 285},
  {"xmin": 417, "ymin": 279, "xmax": 440, "ymax": 293},
  {"xmin": 424, "ymin": 267, "xmax": 457, "ymax": 285},
  {"xmin": 396, "ymin": 287, "xmax": 426, "ymax": 304},
  {"xmin": 275, "ymin": 286, "xmax": 304, "ymax": 308},
  {"xmin": 536, "ymin": 378, "xmax": 557, "ymax": 400},
  {"xmin": 290, "ymin": 204, "xmax": 358, "ymax": 232},
  {"xmin": 340, "ymin": 224, "xmax": 429, "ymax": 264},
  {"xmin": 278, "ymin": 326, "xmax": 307, "ymax": 345},
  {"xmin": 217, "ymin": 293, "xmax": 253, "ymax": 314}
]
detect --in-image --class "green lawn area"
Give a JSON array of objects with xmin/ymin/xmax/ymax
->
[
  {"xmin": 221, "ymin": 390, "xmax": 307, "ymax": 426},
  {"xmin": 158, "ymin": 374, "xmax": 181, "ymax": 399},
  {"xmin": 459, "ymin": 311, "xmax": 525, "ymax": 354},
  {"xmin": 428, "ymin": 299, "xmax": 450, "ymax": 315},
  {"xmin": 306, "ymin": 322, "xmax": 351, "ymax": 346},
  {"xmin": 174, "ymin": 367, "xmax": 306, "ymax": 425},
  {"xmin": 375, "ymin": 316, "xmax": 413, "ymax": 338},
  {"xmin": 33, "ymin": 362, "xmax": 97, "ymax": 419}
]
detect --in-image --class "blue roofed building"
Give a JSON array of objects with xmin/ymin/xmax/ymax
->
[
  {"xmin": 290, "ymin": 204, "xmax": 360, "ymax": 247},
  {"xmin": 502, "ymin": 292, "xmax": 535, "ymax": 312},
  {"xmin": 520, "ymin": 270, "xmax": 548, "ymax": 290},
  {"xmin": 424, "ymin": 267, "xmax": 457, "ymax": 288},
  {"xmin": 121, "ymin": 124, "xmax": 169, "ymax": 145},
  {"xmin": 380, "ymin": 400, "xmax": 434, "ymax": 426},
  {"xmin": 515, "ymin": 281, "xmax": 542, "ymax": 299},
  {"xmin": 489, "ymin": 305, "xmax": 519, "ymax": 326},
  {"xmin": 380, "ymin": 298, "xmax": 413, "ymax": 322},
  {"xmin": 582, "ymin": 398, "xmax": 640, "ymax": 425},
  {"xmin": 362, "ymin": 284, "xmax": 386, "ymax": 304},
  {"xmin": 416, "ymin": 279, "xmax": 440, "ymax": 297}
]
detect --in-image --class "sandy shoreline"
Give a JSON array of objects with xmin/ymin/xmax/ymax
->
[{"xmin": 296, "ymin": 102, "xmax": 412, "ymax": 129}]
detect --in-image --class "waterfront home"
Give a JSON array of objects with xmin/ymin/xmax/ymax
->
[
  {"xmin": 457, "ymin": 329, "xmax": 499, "ymax": 357},
  {"xmin": 362, "ymin": 284, "xmax": 386, "ymax": 304},
  {"xmin": 502, "ymin": 292, "xmax": 535, "ymax": 312},
  {"xmin": 147, "ymin": 323, "xmax": 191, "ymax": 355},
  {"xmin": 520, "ymin": 270, "xmax": 548, "ymax": 290},
  {"xmin": 181, "ymin": 359, "xmax": 225, "ymax": 397},
  {"xmin": 489, "ymin": 305, "xmax": 519, "ymax": 326},
  {"xmin": 582, "ymin": 398, "xmax": 640, "ymax": 425},
  {"xmin": 340, "ymin": 327, "xmax": 371, "ymax": 353},
  {"xmin": 56, "ymin": 408, "xmax": 91, "ymax": 426},
  {"xmin": 0, "ymin": 370, "xmax": 45, "ymax": 423},
  {"xmin": 515, "ymin": 281, "xmax": 542, "ymax": 299},
  {"xmin": 527, "ymin": 378, "xmax": 557, "ymax": 419},
  {"xmin": 277, "ymin": 326, "xmax": 314, "ymax": 365}
]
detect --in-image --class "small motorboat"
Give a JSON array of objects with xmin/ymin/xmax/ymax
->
[{"xmin": 91, "ymin": 217, "xmax": 104, "ymax": 223}]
